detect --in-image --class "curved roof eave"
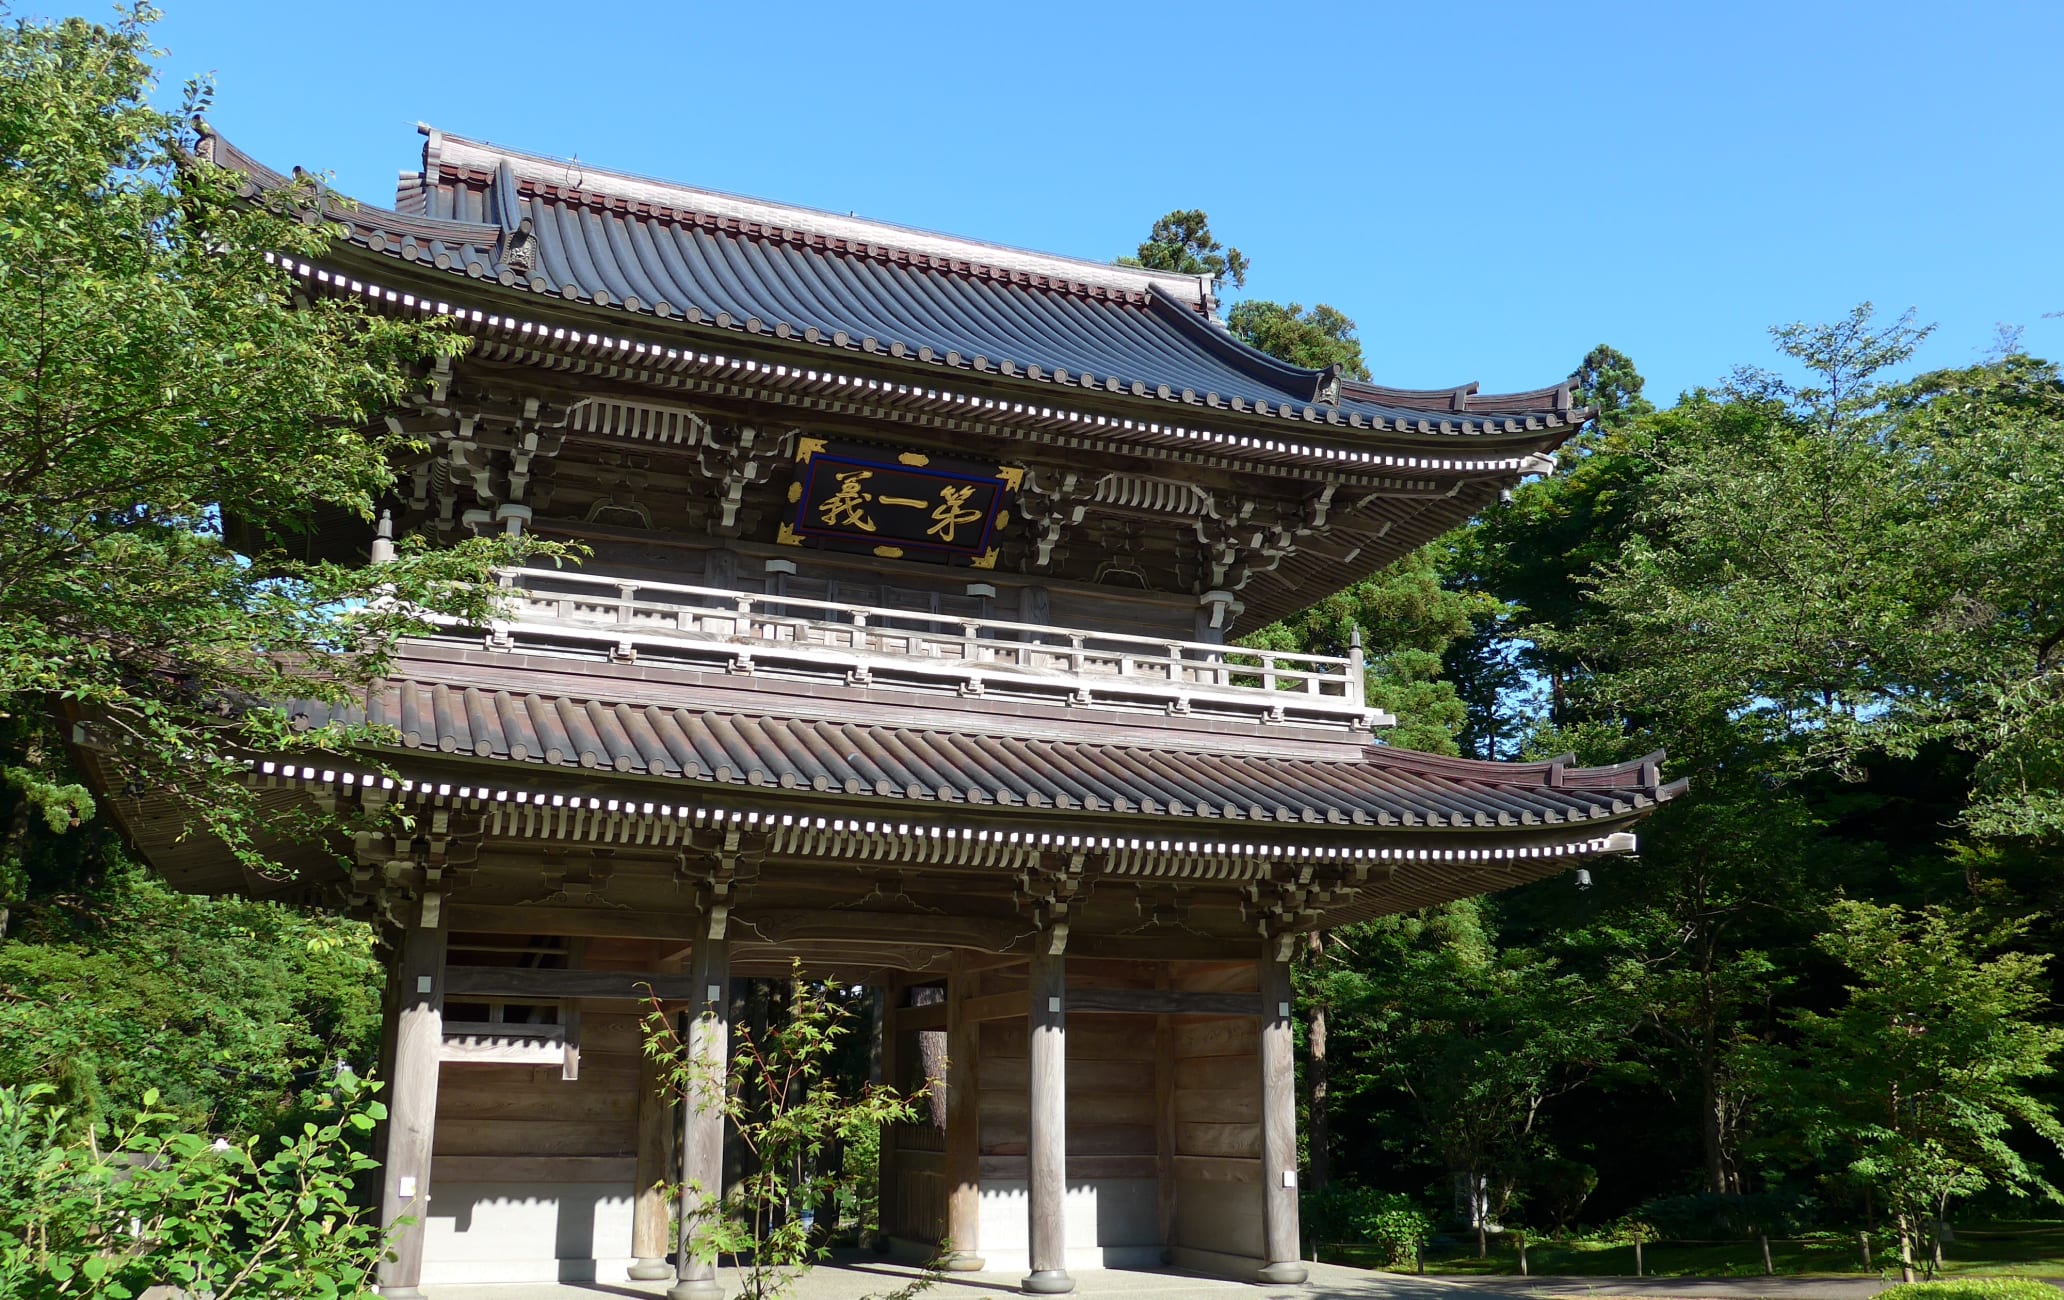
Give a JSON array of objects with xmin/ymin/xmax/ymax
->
[{"xmin": 201, "ymin": 129, "xmax": 1593, "ymax": 446}]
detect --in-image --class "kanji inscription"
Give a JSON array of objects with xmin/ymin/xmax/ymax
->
[{"xmin": 779, "ymin": 442, "xmax": 1020, "ymax": 567}]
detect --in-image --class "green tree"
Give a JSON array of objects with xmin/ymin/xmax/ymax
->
[
  {"xmin": 1119, "ymin": 208, "xmax": 1248, "ymax": 287},
  {"xmin": 0, "ymin": 6, "xmax": 555, "ymax": 888},
  {"xmin": 0, "ymin": 859, "xmax": 381, "ymax": 1137},
  {"xmin": 643, "ymin": 964, "xmax": 934, "ymax": 1300},
  {"xmin": 0, "ymin": 1077, "xmax": 393, "ymax": 1299},
  {"xmin": 1224, "ymin": 301, "xmax": 1371, "ymax": 380},
  {"xmin": 1769, "ymin": 902, "xmax": 2064, "ymax": 1279},
  {"xmin": 1442, "ymin": 344, "xmax": 1656, "ymax": 755},
  {"xmin": 1321, "ymin": 901, "xmax": 1626, "ymax": 1252}
]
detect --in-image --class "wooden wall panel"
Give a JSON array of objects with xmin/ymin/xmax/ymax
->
[
  {"xmin": 1168, "ymin": 999, "xmax": 1262, "ymax": 1261},
  {"xmin": 975, "ymin": 971, "xmax": 1162, "ymax": 1175},
  {"xmin": 433, "ymin": 1009, "xmax": 644, "ymax": 1163}
]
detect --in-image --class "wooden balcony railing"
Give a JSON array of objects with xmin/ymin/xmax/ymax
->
[{"xmin": 462, "ymin": 567, "xmax": 1383, "ymax": 730}]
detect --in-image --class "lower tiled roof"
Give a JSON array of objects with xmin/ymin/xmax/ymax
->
[{"xmin": 291, "ymin": 681, "xmax": 1676, "ymax": 831}]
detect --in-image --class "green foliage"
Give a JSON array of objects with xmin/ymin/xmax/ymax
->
[
  {"xmin": 1878, "ymin": 1282, "xmax": 2064, "ymax": 1300},
  {"xmin": 0, "ymin": 1077, "xmax": 393, "ymax": 1299},
  {"xmin": 1627, "ymin": 1190, "xmax": 1819, "ymax": 1239},
  {"xmin": 1302, "ymin": 1183, "xmax": 1432, "ymax": 1264},
  {"xmin": 0, "ymin": 861, "xmax": 381, "ymax": 1139},
  {"xmin": 0, "ymin": 6, "xmax": 567, "ymax": 880},
  {"xmin": 644, "ymin": 964, "xmax": 936, "ymax": 1300},
  {"xmin": 1766, "ymin": 902, "xmax": 2064, "ymax": 1258},
  {"xmin": 1528, "ymin": 1155, "xmax": 1599, "ymax": 1232},
  {"xmin": 1564, "ymin": 307, "xmax": 2064, "ymax": 842},
  {"xmin": 1317, "ymin": 901, "xmax": 1628, "ymax": 1223},
  {"xmin": 1118, "ymin": 209, "xmax": 1248, "ymax": 287},
  {"xmin": 1225, "ymin": 300, "xmax": 1371, "ymax": 380}
]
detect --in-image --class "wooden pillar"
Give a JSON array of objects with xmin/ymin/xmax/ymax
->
[
  {"xmin": 631, "ymin": 1010, "xmax": 675, "ymax": 1280},
  {"xmin": 1257, "ymin": 948, "xmax": 1308, "ymax": 1285},
  {"xmin": 670, "ymin": 935, "xmax": 730, "ymax": 1300},
  {"xmin": 1022, "ymin": 946, "xmax": 1073, "ymax": 1295},
  {"xmin": 1152, "ymin": 967, "xmax": 1177, "ymax": 1262},
  {"xmin": 876, "ymin": 979, "xmax": 901, "ymax": 1244},
  {"xmin": 377, "ymin": 918, "xmax": 446, "ymax": 1300},
  {"xmin": 944, "ymin": 954, "xmax": 984, "ymax": 1270}
]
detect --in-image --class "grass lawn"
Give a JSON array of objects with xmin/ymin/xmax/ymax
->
[{"xmin": 1316, "ymin": 1223, "xmax": 2064, "ymax": 1278}]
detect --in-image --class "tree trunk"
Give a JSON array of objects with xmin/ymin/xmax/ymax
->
[
  {"xmin": 912, "ymin": 984, "xmax": 948, "ymax": 1130},
  {"xmin": 1698, "ymin": 1053, "xmax": 1738, "ymax": 1195},
  {"xmin": 1896, "ymin": 1214, "xmax": 1916, "ymax": 1284},
  {"xmin": 1305, "ymin": 930, "xmax": 1332, "ymax": 1192}
]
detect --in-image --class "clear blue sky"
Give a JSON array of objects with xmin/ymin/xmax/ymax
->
[{"xmin": 112, "ymin": 0, "xmax": 2064, "ymax": 403}]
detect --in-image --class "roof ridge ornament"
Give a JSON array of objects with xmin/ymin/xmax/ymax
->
[{"xmin": 1315, "ymin": 363, "xmax": 1343, "ymax": 409}]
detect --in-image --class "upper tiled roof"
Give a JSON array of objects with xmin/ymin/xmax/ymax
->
[
  {"xmin": 201, "ymin": 127, "xmax": 1583, "ymax": 441},
  {"xmin": 286, "ymin": 677, "xmax": 1679, "ymax": 833}
]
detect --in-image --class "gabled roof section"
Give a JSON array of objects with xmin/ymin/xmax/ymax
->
[
  {"xmin": 201, "ymin": 126, "xmax": 1585, "ymax": 441},
  {"xmin": 287, "ymin": 677, "xmax": 1677, "ymax": 832},
  {"xmin": 411, "ymin": 128, "xmax": 1216, "ymax": 309}
]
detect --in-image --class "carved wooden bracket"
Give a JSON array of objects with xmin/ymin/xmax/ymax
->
[
  {"xmin": 675, "ymin": 825, "xmax": 769, "ymax": 940},
  {"xmin": 1015, "ymin": 850, "xmax": 1092, "ymax": 954},
  {"xmin": 1015, "ymin": 467, "xmax": 1087, "ymax": 570},
  {"xmin": 698, "ymin": 422, "xmax": 793, "ymax": 536}
]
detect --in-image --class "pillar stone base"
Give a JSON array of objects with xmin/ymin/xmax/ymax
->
[
  {"xmin": 667, "ymin": 1279, "xmax": 724, "ymax": 1300},
  {"xmin": 942, "ymin": 1251, "xmax": 987, "ymax": 1272},
  {"xmin": 1022, "ymin": 1269, "xmax": 1076, "ymax": 1294},
  {"xmin": 1258, "ymin": 1260, "xmax": 1310, "ymax": 1285},
  {"xmin": 629, "ymin": 1259, "xmax": 675, "ymax": 1281}
]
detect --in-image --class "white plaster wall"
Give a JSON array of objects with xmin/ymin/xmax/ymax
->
[
  {"xmin": 421, "ymin": 1180, "xmax": 636, "ymax": 1285},
  {"xmin": 973, "ymin": 1178, "xmax": 1162, "ymax": 1273}
]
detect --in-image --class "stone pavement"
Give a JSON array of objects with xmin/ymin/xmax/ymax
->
[{"xmin": 420, "ymin": 1256, "xmax": 2063, "ymax": 1300}]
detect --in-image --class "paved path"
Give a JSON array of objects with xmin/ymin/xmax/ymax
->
[
  {"xmin": 1431, "ymin": 1276, "xmax": 2063, "ymax": 1299},
  {"xmin": 421, "ymin": 1257, "xmax": 2063, "ymax": 1300},
  {"xmin": 423, "ymin": 1257, "xmax": 1514, "ymax": 1300}
]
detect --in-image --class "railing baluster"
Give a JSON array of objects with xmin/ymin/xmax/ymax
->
[{"xmin": 491, "ymin": 567, "xmax": 1368, "ymax": 724}]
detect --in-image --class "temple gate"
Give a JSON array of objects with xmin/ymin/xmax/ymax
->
[{"xmin": 75, "ymin": 125, "xmax": 1678, "ymax": 1294}]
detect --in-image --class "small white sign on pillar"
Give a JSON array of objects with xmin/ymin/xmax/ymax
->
[
  {"xmin": 1281, "ymin": 1170, "xmax": 1297, "ymax": 1189},
  {"xmin": 415, "ymin": 976, "xmax": 433, "ymax": 994},
  {"xmin": 398, "ymin": 1175, "xmax": 418, "ymax": 1198},
  {"xmin": 707, "ymin": 984, "xmax": 722, "ymax": 1003}
]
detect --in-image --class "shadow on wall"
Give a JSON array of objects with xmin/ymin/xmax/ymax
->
[{"xmin": 424, "ymin": 1184, "xmax": 634, "ymax": 1285}]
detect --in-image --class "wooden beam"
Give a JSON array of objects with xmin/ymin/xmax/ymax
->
[
  {"xmin": 447, "ymin": 903, "xmax": 702, "ymax": 942},
  {"xmin": 433, "ymin": 1155, "xmax": 633, "ymax": 1184},
  {"xmin": 444, "ymin": 967, "xmax": 699, "ymax": 1003},
  {"xmin": 734, "ymin": 909, "xmax": 1031, "ymax": 951},
  {"xmin": 957, "ymin": 990, "xmax": 1026, "ymax": 1025},
  {"xmin": 895, "ymin": 1002, "xmax": 950, "ymax": 1032},
  {"xmin": 1067, "ymin": 988, "xmax": 1259, "ymax": 1017},
  {"xmin": 961, "ymin": 952, "xmax": 1029, "ymax": 974}
]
